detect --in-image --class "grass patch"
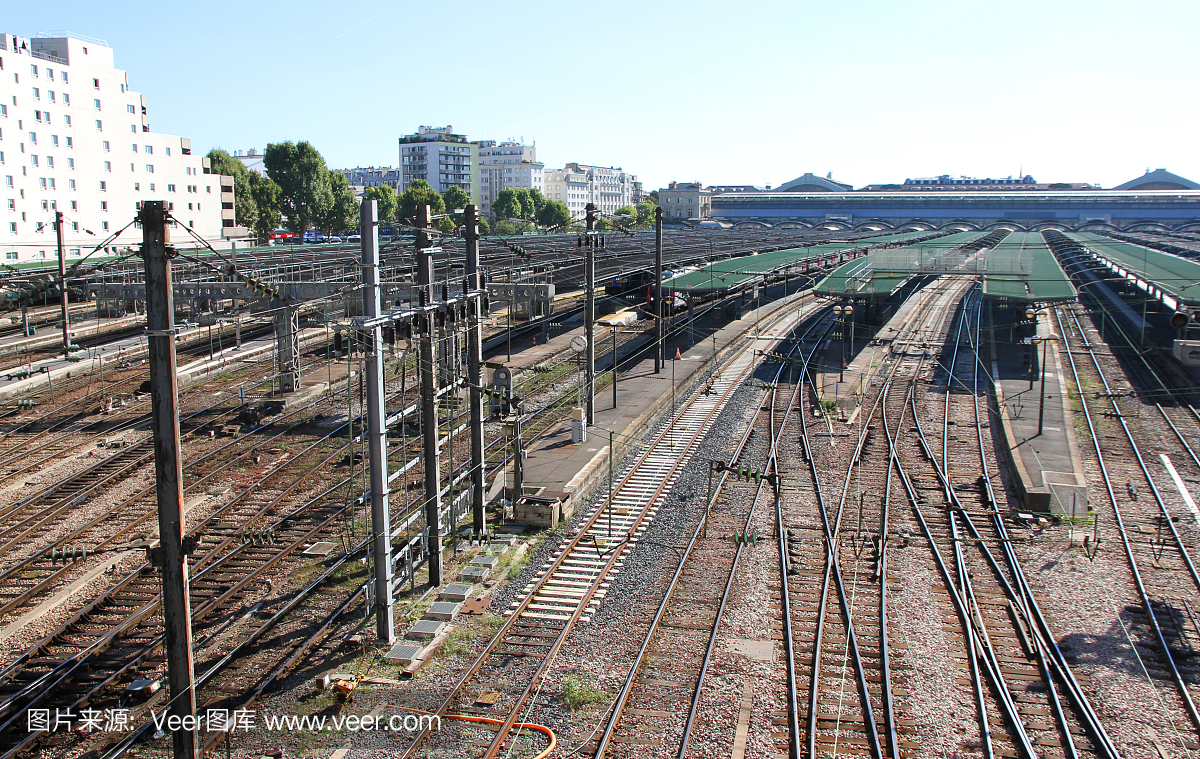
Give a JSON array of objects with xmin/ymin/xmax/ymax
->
[{"xmin": 561, "ymin": 673, "xmax": 609, "ymax": 710}]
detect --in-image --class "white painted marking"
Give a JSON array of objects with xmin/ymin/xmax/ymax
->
[{"xmin": 1160, "ymin": 454, "xmax": 1200, "ymax": 525}]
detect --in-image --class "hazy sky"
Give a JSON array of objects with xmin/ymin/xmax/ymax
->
[{"xmin": 8, "ymin": 0, "xmax": 1197, "ymax": 191}]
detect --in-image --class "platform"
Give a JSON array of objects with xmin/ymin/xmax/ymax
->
[
  {"xmin": 514, "ymin": 289, "xmax": 811, "ymax": 513},
  {"xmin": 981, "ymin": 232, "xmax": 1077, "ymax": 302},
  {"xmin": 664, "ymin": 230, "xmax": 934, "ymax": 295},
  {"xmin": 988, "ymin": 306, "xmax": 1089, "ymax": 515},
  {"xmin": 1072, "ymin": 231, "xmax": 1200, "ymax": 309}
]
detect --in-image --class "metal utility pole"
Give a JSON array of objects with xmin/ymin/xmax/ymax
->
[
  {"xmin": 612, "ymin": 325, "xmax": 618, "ymax": 410},
  {"xmin": 416, "ymin": 205, "xmax": 444, "ymax": 585},
  {"xmin": 464, "ymin": 205, "xmax": 486, "ymax": 537},
  {"xmin": 360, "ymin": 199, "xmax": 394, "ymax": 643},
  {"xmin": 654, "ymin": 206, "xmax": 663, "ymax": 374},
  {"xmin": 55, "ymin": 210, "xmax": 70, "ymax": 354},
  {"xmin": 585, "ymin": 203, "xmax": 596, "ymax": 426},
  {"xmin": 139, "ymin": 201, "xmax": 198, "ymax": 759},
  {"xmin": 232, "ymin": 240, "xmax": 241, "ymax": 350}
]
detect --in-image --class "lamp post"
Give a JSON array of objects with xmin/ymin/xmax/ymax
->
[
  {"xmin": 1031, "ymin": 334, "xmax": 1059, "ymax": 437},
  {"xmin": 1025, "ymin": 307, "xmax": 1048, "ymax": 390},
  {"xmin": 833, "ymin": 302, "xmax": 854, "ymax": 383}
]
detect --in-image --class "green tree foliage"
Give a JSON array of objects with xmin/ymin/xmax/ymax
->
[
  {"xmin": 363, "ymin": 185, "xmax": 397, "ymax": 223},
  {"xmin": 264, "ymin": 141, "xmax": 332, "ymax": 234},
  {"xmin": 535, "ymin": 200, "xmax": 572, "ymax": 229},
  {"xmin": 206, "ymin": 149, "xmax": 257, "ymax": 232},
  {"xmin": 477, "ymin": 217, "xmax": 491, "ymax": 235},
  {"xmin": 528, "ymin": 188, "xmax": 548, "ymax": 218},
  {"xmin": 442, "ymin": 186, "xmax": 471, "ymax": 215},
  {"xmin": 320, "ymin": 171, "xmax": 359, "ymax": 234},
  {"xmin": 248, "ymin": 172, "xmax": 282, "ymax": 242},
  {"xmin": 396, "ymin": 179, "xmax": 445, "ymax": 225},
  {"xmin": 494, "ymin": 220, "xmax": 534, "ymax": 236},
  {"xmin": 648, "ymin": 189, "xmax": 659, "ymax": 203},
  {"xmin": 636, "ymin": 200, "xmax": 658, "ymax": 227},
  {"xmin": 492, "ymin": 188, "xmax": 527, "ymax": 222}
]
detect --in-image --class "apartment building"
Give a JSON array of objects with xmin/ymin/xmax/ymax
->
[
  {"xmin": 398, "ymin": 125, "xmax": 478, "ymax": 201},
  {"xmin": 544, "ymin": 162, "xmax": 637, "ymax": 218},
  {"xmin": 658, "ymin": 181, "xmax": 713, "ymax": 220},
  {"xmin": 1, "ymin": 32, "xmax": 233, "ymax": 261},
  {"xmin": 477, "ymin": 140, "xmax": 543, "ymax": 218},
  {"xmin": 337, "ymin": 166, "xmax": 401, "ymax": 194}
]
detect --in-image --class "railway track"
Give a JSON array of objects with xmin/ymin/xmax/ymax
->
[{"xmin": 396, "ymin": 292, "xmax": 816, "ymax": 758}]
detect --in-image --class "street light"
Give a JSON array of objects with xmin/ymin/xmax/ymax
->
[
  {"xmin": 833, "ymin": 302, "xmax": 854, "ymax": 383},
  {"xmin": 1024, "ymin": 307, "xmax": 1048, "ymax": 390},
  {"xmin": 1030, "ymin": 334, "xmax": 1059, "ymax": 436}
]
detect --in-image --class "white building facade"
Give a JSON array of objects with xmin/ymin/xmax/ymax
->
[
  {"xmin": 544, "ymin": 162, "xmax": 637, "ymax": 218},
  {"xmin": 658, "ymin": 181, "xmax": 713, "ymax": 220},
  {"xmin": 398, "ymin": 125, "xmax": 478, "ymax": 201},
  {"xmin": 1, "ymin": 32, "xmax": 233, "ymax": 262},
  {"xmin": 477, "ymin": 140, "xmax": 543, "ymax": 218}
]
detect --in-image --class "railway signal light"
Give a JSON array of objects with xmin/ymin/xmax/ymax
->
[{"xmin": 1171, "ymin": 311, "xmax": 1191, "ymax": 329}]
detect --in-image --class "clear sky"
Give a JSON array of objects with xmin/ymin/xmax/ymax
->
[{"xmin": 7, "ymin": 0, "xmax": 1198, "ymax": 191}]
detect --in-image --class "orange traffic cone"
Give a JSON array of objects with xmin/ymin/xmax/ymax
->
[{"xmin": 675, "ymin": 347, "xmax": 682, "ymax": 360}]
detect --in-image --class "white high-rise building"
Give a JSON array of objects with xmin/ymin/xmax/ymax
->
[
  {"xmin": 544, "ymin": 162, "xmax": 637, "ymax": 218},
  {"xmin": 0, "ymin": 32, "xmax": 234, "ymax": 262},
  {"xmin": 477, "ymin": 140, "xmax": 543, "ymax": 218},
  {"xmin": 398, "ymin": 125, "xmax": 478, "ymax": 201}
]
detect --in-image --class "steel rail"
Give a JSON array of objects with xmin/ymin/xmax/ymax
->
[
  {"xmin": 1055, "ymin": 306, "xmax": 1200, "ymax": 731},
  {"xmin": 399, "ymin": 299, "xmax": 809, "ymax": 759}
]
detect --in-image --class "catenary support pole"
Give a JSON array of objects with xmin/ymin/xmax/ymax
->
[
  {"xmin": 55, "ymin": 210, "xmax": 70, "ymax": 354},
  {"xmin": 232, "ymin": 240, "xmax": 241, "ymax": 350},
  {"xmin": 585, "ymin": 203, "xmax": 596, "ymax": 426},
  {"xmin": 139, "ymin": 201, "xmax": 198, "ymax": 759},
  {"xmin": 360, "ymin": 198, "xmax": 395, "ymax": 642},
  {"xmin": 465, "ymin": 205, "xmax": 486, "ymax": 537},
  {"xmin": 416, "ymin": 205, "xmax": 444, "ymax": 585},
  {"xmin": 654, "ymin": 206, "xmax": 663, "ymax": 374}
]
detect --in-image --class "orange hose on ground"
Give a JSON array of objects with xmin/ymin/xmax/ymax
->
[{"xmin": 384, "ymin": 704, "xmax": 558, "ymax": 759}]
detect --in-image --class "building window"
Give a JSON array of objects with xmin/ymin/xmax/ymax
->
[
  {"xmin": 99, "ymin": 181, "xmax": 106, "ymax": 191},
  {"xmin": 64, "ymin": 115, "xmax": 71, "ymax": 126},
  {"xmin": 165, "ymin": 147, "xmax": 171, "ymax": 156},
  {"xmin": 8, "ymin": 222, "xmax": 15, "ymax": 233},
  {"xmin": 67, "ymin": 157, "xmax": 74, "ymax": 169},
  {"xmin": 102, "ymin": 140, "xmax": 110, "ymax": 152},
  {"xmin": 4, "ymin": 176, "xmax": 11, "ymax": 187},
  {"xmin": 0, "ymin": 105, "xmax": 6, "ymax": 117},
  {"xmin": 48, "ymin": 91, "xmax": 55, "ymax": 103},
  {"xmin": 48, "ymin": 178, "xmax": 54, "ymax": 189},
  {"xmin": 93, "ymin": 78, "xmax": 100, "ymax": 89},
  {"xmin": 32, "ymin": 87, "xmax": 39, "ymax": 100},
  {"xmin": 130, "ymin": 124, "xmax": 136, "ymax": 133},
  {"xmin": 69, "ymin": 179, "xmax": 75, "ymax": 190},
  {"xmin": 30, "ymin": 155, "xmax": 37, "ymax": 167},
  {"xmin": 28, "ymin": 131, "xmax": 35, "ymax": 144},
  {"xmin": 61, "ymin": 72, "xmax": 67, "ymax": 83},
  {"xmin": 65, "ymin": 137, "xmax": 71, "ymax": 148},
  {"xmin": 101, "ymin": 201, "xmax": 108, "ymax": 211},
  {"xmin": 95, "ymin": 120, "xmax": 102, "ymax": 131},
  {"xmin": 134, "ymin": 183, "xmax": 139, "ymax": 191},
  {"xmin": 167, "ymin": 184, "xmax": 175, "ymax": 192},
  {"xmin": 46, "ymin": 156, "xmax": 52, "ymax": 168},
  {"xmin": 51, "ymin": 135, "xmax": 58, "ymax": 147},
  {"xmin": 94, "ymin": 98, "xmax": 101, "ymax": 110},
  {"xmin": 4, "ymin": 251, "xmax": 15, "ymax": 259},
  {"xmin": 38, "ymin": 178, "xmax": 46, "ymax": 189},
  {"xmin": 146, "ymin": 164, "xmax": 153, "ymax": 173},
  {"xmin": 104, "ymin": 161, "xmax": 111, "ymax": 172},
  {"xmin": 62, "ymin": 93, "xmax": 69, "ymax": 105},
  {"xmin": 127, "ymin": 104, "xmax": 135, "ymax": 113},
  {"xmin": 5, "ymin": 199, "xmax": 11, "ymax": 210},
  {"xmin": 102, "ymin": 221, "xmax": 109, "ymax": 231},
  {"xmin": 145, "ymin": 145, "xmax": 152, "ymax": 154},
  {"xmin": 31, "ymin": 65, "xmax": 37, "ymax": 77},
  {"xmin": 70, "ymin": 201, "xmax": 76, "ymax": 210}
]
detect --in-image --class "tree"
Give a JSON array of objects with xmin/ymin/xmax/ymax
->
[
  {"xmin": 264, "ymin": 141, "xmax": 332, "ymax": 234},
  {"xmin": 363, "ymin": 185, "xmax": 397, "ymax": 223},
  {"xmin": 396, "ymin": 179, "xmax": 445, "ymax": 225},
  {"xmin": 492, "ymin": 188, "xmax": 526, "ymax": 222},
  {"xmin": 635, "ymin": 200, "xmax": 657, "ymax": 227},
  {"xmin": 319, "ymin": 170, "xmax": 359, "ymax": 235},
  {"xmin": 248, "ymin": 172, "xmax": 281, "ymax": 242},
  {"xmin": 528, "ymin": 188, "xmax": 548, "ymax": 218},
  {"xmin": 206, "ymin": 149, "xmax": 257, "ymax": 233},
  {"xmin": 477, "ymin": 217, "xmax": 491, "ymax": 235},
  {"xmin": 649, "ymin": 189, "xmax": 659, "ymax": 203},
  {"xmin": 535, "ymin": 200, "xmax": 572, "ymax": 229},
  {"xmin": 442, "ymin": 185, "xmax": 471, "ymax": 215}
]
